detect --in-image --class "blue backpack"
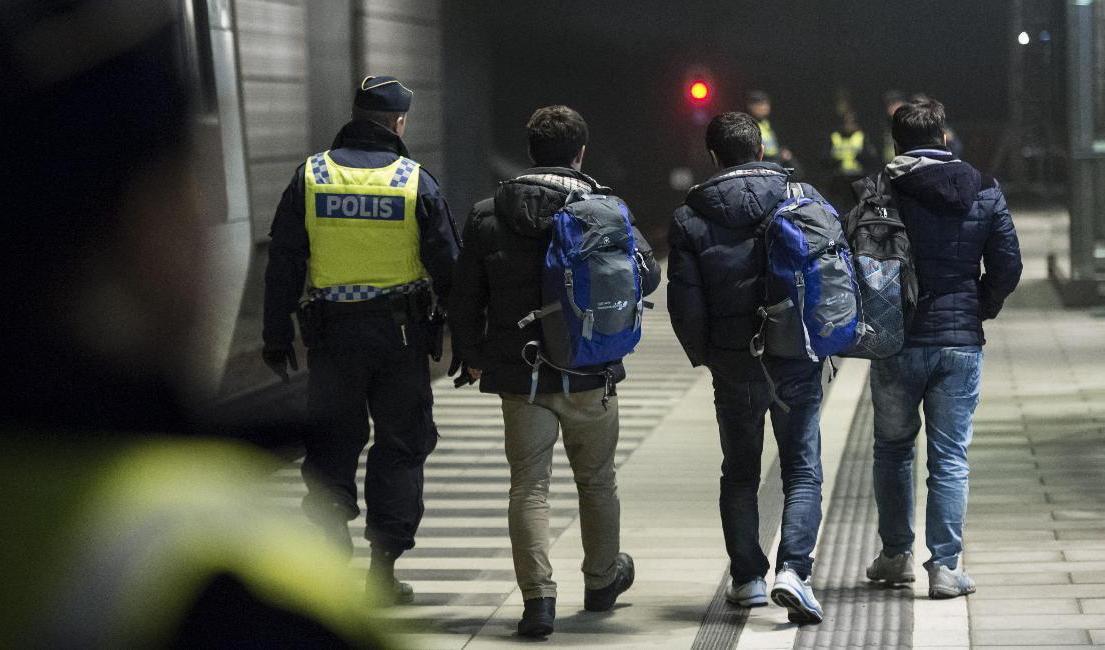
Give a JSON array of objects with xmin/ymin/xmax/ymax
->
[
  {"xmin": 752, "ymin": 183, "xmax": 861, "ymax": 368},
  {"xmin": 518, "ymin": 193, "xmax": 645, "ymax": 402}
]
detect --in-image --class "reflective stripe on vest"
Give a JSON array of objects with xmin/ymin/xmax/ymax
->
[
  {"xmin": 759, "ymin": 120, "xmax": 779, "ymax": 158},
  {"xmin": 304, "ymin": 151, "xmax": 427, "ymax": 294},
  {"xmin": 831, "ymin": 130, "xmax": 866, "ymax": 174}
]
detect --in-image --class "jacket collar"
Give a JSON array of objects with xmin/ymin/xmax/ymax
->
[
  {"xmin": 331, "ymin": 120, "xmax": 409, "ymax": 158},
  {"xmin": 514, "ymin": 166, "xmax": 605, "ymax": 189},
  {"xmin": 697, "ymin": 160, "xmax": 787, "ymax": 189}
]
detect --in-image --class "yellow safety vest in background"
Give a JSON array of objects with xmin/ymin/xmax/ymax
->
[
  {"xmin": 758, "ymin": 120, "xmax": 780, "ymax": 159},
  {"xmin": 304, "ymin": 152, "xmax": 427, "ymax": 293},
  {"xmin": 831, "ymin": 130, "xmax": 866, "ymax": 174},
  {"xmin": 2, "ymin": 438, "xmax": 399, "ymax": 648}
]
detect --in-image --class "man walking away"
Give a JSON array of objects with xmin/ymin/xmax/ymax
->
[
  {"xmin": 262, "ymin": 75, "xmax": 460, "ymax": 604},
  {"xmin": 865, "ymin": 99, "xmax": 1021, "ymax": 599},
  {"xmin": 450, "ymin": 106, "xmax": 661, "ymax": 637},
  {"xmin": 667, "ymin": 112, "xmax": 829, "ymax": 624}
]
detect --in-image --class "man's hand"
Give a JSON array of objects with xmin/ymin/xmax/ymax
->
[
  {"xmin": 448, "ymin": 357, "xmax": 481, "ymax": 388},
  {"xmin": 262, "ymin": 345, "xmax": 299, "ymax": 383}
]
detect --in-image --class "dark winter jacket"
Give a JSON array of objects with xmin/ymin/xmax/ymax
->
[
  {"xmin": 886, "ymin": 147, "xmax": 1022, "ymax": 347},
  {"xmin": 263, "ymin": 120, "xmax": 460, "ymax": 349},
  {"xmin": 667, "ymin": 162, "xmax": 826, "ymax": 379},
  {"xmin": 449, "ymin": 168, "xmax": 661, "ymax": 396}
]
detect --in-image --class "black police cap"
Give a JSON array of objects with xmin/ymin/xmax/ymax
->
[{"xmin": 354, "ymin": 75, "xmax": 413, "ymax": 112}]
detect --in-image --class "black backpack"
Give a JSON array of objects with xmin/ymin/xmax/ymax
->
[{"xmin": 839, "ymin": 173, "xmax": 918, "ymax": 359}]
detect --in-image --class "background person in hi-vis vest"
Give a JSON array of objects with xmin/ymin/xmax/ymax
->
[
  {"xmin": 825, "ymin": 109, "xmax": 878, "ymax": 213},
  {"xmin": 263, "ymin": 75, "xmax": 460, "ymax": 604}
]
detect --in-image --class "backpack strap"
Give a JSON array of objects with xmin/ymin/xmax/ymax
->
[
  {"xmin": 521, "ymin": 340, "xmax": 618, "ymax": 410},
  {"xmin": 517, "ymin": 302, "xmax": 562, "ymax": 328},
  {"xmin": 787, "ymin": 182, "xmax": 804, "ymax": 199}
]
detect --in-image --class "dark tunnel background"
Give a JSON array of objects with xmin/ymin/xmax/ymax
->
[{"xmin": 444, "ymin": 0, "xmax": 1065, "ymax": 249}]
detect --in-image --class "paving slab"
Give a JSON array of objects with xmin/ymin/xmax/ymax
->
[{"xmin": 962, "ymin": 211, "xmax": 1105, "ymax": 650}]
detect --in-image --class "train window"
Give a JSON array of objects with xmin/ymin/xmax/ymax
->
[
  {"xmin": 1095, "ymin": 0, "xmax": 1105, "ymax": 142},
  {"xmin": 175, "ymin": 0, "xmax": 230, "ymax": 224},
  {"xmin": 178, "ymin": 0, "xmax": 218, "ymax": 117}
]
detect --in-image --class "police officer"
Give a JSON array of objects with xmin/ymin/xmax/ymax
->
[
  {"xmin": 826, "ymin": 110, "xmax": 877, "ymax": 212},
  {"xmin": 745, "ymin": 91, "xmax": 785, "ymax": 163},
  {"xmin": 262, "ymin": 75, "xmax": 460, "ymax": 604}
]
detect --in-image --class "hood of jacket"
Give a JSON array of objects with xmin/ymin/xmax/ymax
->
[
  {"xmin": 683, "ymin": 161, "xmax": 790, "ymax": 230},
  {"xmin": 886, "ymin": 148, "xmax": 981, "ymax": 215},
  {"xmin": 330, "ymin": 119, "xmax": 409, "ymax": 158},
  {"xmin": 493, "ymin": 167, "xmax": 607, "ymax": 238}
]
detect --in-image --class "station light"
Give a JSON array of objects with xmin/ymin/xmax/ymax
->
[
  {"xmin": 1018, "ymin": 31, "xmax": 1030, "ymax": 45},
  {"xmin": 689, "ymin": 80, "xmax": 711, "ymax": 103}
]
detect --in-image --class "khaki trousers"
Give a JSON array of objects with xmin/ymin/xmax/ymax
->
[{"xmin": 500, "ymin": 388, "xmax": 621, "ymax": 600}]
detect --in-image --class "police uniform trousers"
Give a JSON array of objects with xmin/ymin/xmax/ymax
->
[{"xmin": 301, "ymin": 301, "xmax": 438, "ymax": 554}]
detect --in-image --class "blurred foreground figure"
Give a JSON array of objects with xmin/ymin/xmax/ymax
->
[
  {"xmin": 0, "ymin": 2, "xmax": 394, "ymax": 646},
  {"xmin": 262, "ymin": 75, "xmax": 459, "ymax": 604}
]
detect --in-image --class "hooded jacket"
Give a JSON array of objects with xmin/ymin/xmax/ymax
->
[
  {"xmin": 667, "ymin": 161, "xmax": 825, "ymax": 378},
  {"xmin": 449, "ymin": 168, "xmax": 660, "ymax": 396},
  {"xmin": 886, "ymin": 148, "xmax": 1022, "ymax": 347}
]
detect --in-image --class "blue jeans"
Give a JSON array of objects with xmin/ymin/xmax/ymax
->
[
  {"xmin": 712, "ymin": 357, "xmax": 825, "ymax": 581},
  {"xmin": 870, "ymin": 346, "xmax": 983, "ymax": 568}
]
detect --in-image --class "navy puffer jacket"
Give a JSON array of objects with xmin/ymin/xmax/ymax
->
[
  {"xmin": 887, "ymin": 148, "xmax": 1022, "ymax": 347},
  {"xmin": 667, "ymin": 162, "xmax": 827, "ymax": 379}
]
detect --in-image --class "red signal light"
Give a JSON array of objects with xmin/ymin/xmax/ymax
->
[{"xmin": 689, "ymin": 80, "xmax": 710, "ymax": 102}]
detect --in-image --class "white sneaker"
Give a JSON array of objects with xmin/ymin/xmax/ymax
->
[
  {"xmin": 866, "ymin": 550, "xmax": 916, "ymax": 585},
  {"xmin": 725, "ymin": 577, "xmax": 767, "ymax": 607},
  {"xmin": 926, "ymin": 561, "xmax": 976, "ymax": 599},
  {"xmin": 770, "ymin": 568, "xmax": 824, "ymax": 624}
]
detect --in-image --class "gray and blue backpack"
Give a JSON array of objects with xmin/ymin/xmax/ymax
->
[
  {"xmin": 518, "ymin": 192, "xmax": 647, "ymax": 404},
  {"xmin": 752, "ymin": 183, "xmax": 862, "ymax": 370},
  {"xmin": 840, "ymin": 173, "xmax": 918, "ymax": 359}
]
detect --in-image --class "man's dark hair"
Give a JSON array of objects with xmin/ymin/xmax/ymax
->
[
  {"xmin": 892, "ymin": 99, "xmax": 947, "ymax": 151},
  {"xmin": 526, "ymin": 105, "xmax": 588, "ymax": 167},
  {"xmin": 706, "ymin": 112, "xmax": 763, "ymax": 167}
]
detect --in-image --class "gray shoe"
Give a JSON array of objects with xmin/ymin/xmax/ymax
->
[
  {"xmin": 926, "ymin": 561, "xmax": 976, "ymax": 599},
  {"xmin": 725, "ymin": 578, "xmax": 768, "ymax": 607},
  {"xmin": 770, "ymin": 568, "xmax": 824, "ymax": 624},
  {"xmin": 866, "ymin": 550, "xmax": 916, "ymax": 585}
]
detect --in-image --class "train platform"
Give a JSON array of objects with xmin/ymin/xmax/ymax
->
[{"xmin": 261, "ymin": 209, "xmax": 1105, "ymax": 649}]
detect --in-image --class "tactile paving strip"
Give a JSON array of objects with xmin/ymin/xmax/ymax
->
[
  {"xmin": 690, "ymin": 457, "xmax": 784, "ymax": 649},
  {"xmin": 793, "ymin": 383, "xmax": 913, "ymax": 649}
]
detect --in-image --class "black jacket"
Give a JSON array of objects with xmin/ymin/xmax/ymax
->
[
  {"xmin": 886, "ymin": 148, "xmax": 1021, "ymax": 347},
  {"xmin": 449, "ymin": 168, "xmax": 661, "ymax": 396},
  {"xmin": 667, "ymin": 162, "xmax": 826, "ymax": 379},
  {"xmin": 262, "ymin": 120, "xmax": 460, "ymax": 349}
]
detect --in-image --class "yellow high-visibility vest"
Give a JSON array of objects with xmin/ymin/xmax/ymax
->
[
  {"xmin": 2, "ymin": 438, "xmax": 397, "ymax": 648},
  {"xmin": 759, "ymin": 120, "xmax": 780, "ymax": 159},
  {"xmin": 304, "ymin": 152, "xmax": 427, "ymax": 294},
  {"xmin": 831, "ymin": 130, "xmax": 866, "ymax": 174}
]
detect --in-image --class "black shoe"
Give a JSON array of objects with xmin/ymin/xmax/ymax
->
[
  {"xmin": 366, "ymin": 572, "xmax": 415, "ymax": 606},
  {"xmin": 517, "ymin": 597, "xmax": 555, "ymax": 637},
  {"xmin": 584, "ymin": 552, "xmax": 635, "ymax": 612}
]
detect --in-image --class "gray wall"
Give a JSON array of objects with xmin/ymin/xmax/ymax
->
[
  {"xmin": 233, "ymin": 0, "xmax": 448, "ymax": 242},
  {"xmin": 355, "ymin": 0, "xmax": 445, "ymax": 176},
  {"xmin": 234, "ymin": 0, "xmax": 310, "ymax": 242}
]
